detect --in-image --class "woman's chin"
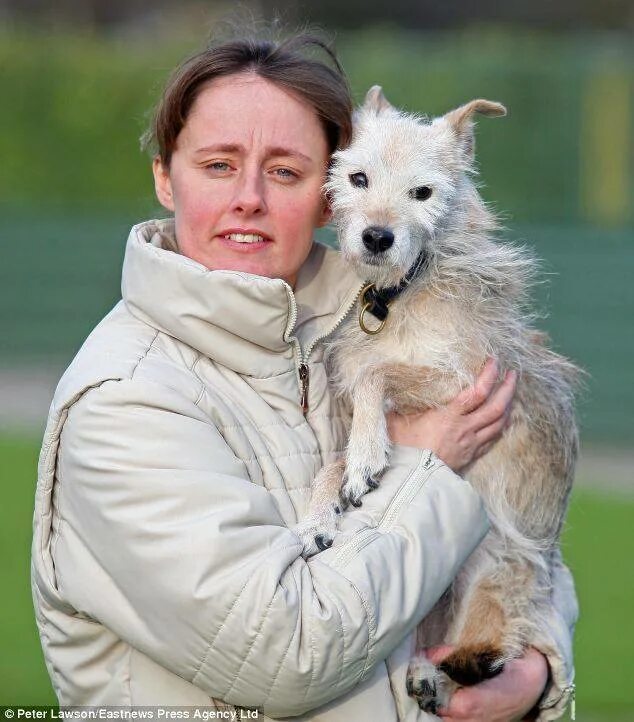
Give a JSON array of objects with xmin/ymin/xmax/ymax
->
[{"xmin": 203, "ymin": 256, "xmax": 291, "ymax": 283}]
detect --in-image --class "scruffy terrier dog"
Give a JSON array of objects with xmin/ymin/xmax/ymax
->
[{"xmin": 296, "ymin": 87, "xmax": 579, "ymax": 713}]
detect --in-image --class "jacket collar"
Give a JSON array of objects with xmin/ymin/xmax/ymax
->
[{"xmin": 121, "ymin": 219, "xmax": 363, "ymax": 377}]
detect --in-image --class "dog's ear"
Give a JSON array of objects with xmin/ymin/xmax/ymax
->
[
  {"xmin": 444, "ymin": 99, "xmax": 507, "ymax": 158},
  {"xmin": 363, "ymin": 85, "xmax": 393, "ymax": 114}
]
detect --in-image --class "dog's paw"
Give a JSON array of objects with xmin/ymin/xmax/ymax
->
[
  {"xmin": 292, "ymin": 503, "xmax": 341, "ymax": 558},
  {"xmin": 340, "ymin": 472, "xmax": 381, "ymax": 508},
  {"xmin": 406, "ymin": 655, "xmax": 441, "ymax": 715},
  {"xmin": 342, "ymin": 440, "xmax": 389, "ymax": 507}
]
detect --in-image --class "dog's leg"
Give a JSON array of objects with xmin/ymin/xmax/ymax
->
[
  {"xmin": 293, "ymin": 457, "xmax": 346, "ymax": 557},
  {"xmin": 341, "ymin": 369, "xmax": 389, "ymax": 507},
  {"xmin": 340, "ymin": 363, "xmax": 445, "ymax": 508},
  {"xmin": 438, "ymin": 558, "xmax": 538, "ymax": 689}
]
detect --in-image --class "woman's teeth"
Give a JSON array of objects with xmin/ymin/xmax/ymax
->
[{"xmin": 225, "ymin": 233, "xmax": 265, "ymax": 243}]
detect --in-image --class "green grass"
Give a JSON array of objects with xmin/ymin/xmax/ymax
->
[
  {"xmin": 1, "ymin": 436, "xmax": 56, "ymax": 704},
  {"xmin": 1, "ymin": 435, "xmax": 633, "ymax": 718},
  {"xmin": 561, "ymin": 490, "xmax": 634, "ymax": 717}
]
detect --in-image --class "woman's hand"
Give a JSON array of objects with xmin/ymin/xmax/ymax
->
[
  {"xmin": 386, "ymin": 358, "xmax": 517, "ymax": 473},
  {"xmin": 425, "ymin": 645, "xmax": 549, "ymax": 721}
]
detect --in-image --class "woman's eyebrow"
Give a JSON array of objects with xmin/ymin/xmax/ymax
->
[
  {"xmin": 194, "ymin": 143, "xmax": 242, "ymax": 156},
  {"xmin": 194, "ymin": 143, "xmax": 313, "ymax": 163},
  {"xmin": 266, "ymin": 146, "xmax": 313, "ymax": 164}
]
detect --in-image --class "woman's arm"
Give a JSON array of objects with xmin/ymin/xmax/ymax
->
[
  {"xmin": 53, "ymin": 376, "xmax": 489, "ymax": 717},
  {"xmin": 530, "ymin": 551, "xmax": 578, "ymax": 721}
]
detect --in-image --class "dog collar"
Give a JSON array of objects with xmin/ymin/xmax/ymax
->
[{"xmin": 359, "ymin": 250, "xmax": 428, "ymax": 335}]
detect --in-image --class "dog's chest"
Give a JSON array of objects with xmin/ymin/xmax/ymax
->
[{"xmin": 331, "ymin": 303, "xmax": 467, "ymax": 383}]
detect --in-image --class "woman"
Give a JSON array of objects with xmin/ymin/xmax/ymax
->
[{"xmin": 32, "ymin": 34, "xmax": 577, "ymax": 721}]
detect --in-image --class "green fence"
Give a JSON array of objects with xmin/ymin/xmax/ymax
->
[
  {"xmin": 1, "ymin": 213, "xmax": 631, "ymax": 446},
  {"xmin": 1, "ymin": 27, "xmax": 632, "ymax": 446}
]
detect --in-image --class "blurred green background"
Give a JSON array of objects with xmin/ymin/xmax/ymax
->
[{"xmin": 0, "ymin": 1, "xmax": 632, "ymax": 719}]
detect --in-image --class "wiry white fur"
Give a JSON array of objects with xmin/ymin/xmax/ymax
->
[{"xmin": 301, "ymin": 88, "xmax": 581, "ymax": 715}]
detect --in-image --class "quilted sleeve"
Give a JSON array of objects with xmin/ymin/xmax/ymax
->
[
  {"xmin": 51, "ymin": 378, "xmax": 489, "ymax": 717},
  {"xmin": 533, "ymin": 550, "xmax": 578, "ymax": 721}
]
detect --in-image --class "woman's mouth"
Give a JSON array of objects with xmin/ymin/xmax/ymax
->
[
  {"xmin": 216, "ymin": 231, "xmax": 272, "ymax": 252},
  {"xmin": 224, "ymin": 232, "xmax": 266, "ymax": 244}
]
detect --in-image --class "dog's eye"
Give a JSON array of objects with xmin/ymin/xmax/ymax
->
[
  {"xmin": 349, "ymin": 172, "xmax": 368, "ymax": 189},
  {"xmin": 410, "ymin": 186, "xmax": 433, "ymax": 201}
]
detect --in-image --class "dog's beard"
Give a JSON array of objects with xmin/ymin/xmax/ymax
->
[{"xmin": 344, "ymin": 249, "xmax": 429, "ymax": 289}]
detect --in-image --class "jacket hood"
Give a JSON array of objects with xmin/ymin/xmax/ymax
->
[{"xmin": 121, "ymin": 219, "xmax": 363, "ymax": 376}]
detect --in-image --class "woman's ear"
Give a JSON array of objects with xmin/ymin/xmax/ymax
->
[{"xmin": 152, "ymin": 156, "xmax": 175, "ymax": 211}]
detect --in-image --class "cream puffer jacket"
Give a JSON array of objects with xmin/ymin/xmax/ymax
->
[{"xmin": 32, "ymin": 219, "xmax": 577, "ymax": 720}]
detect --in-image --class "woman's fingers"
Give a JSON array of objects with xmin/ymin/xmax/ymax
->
[
  {"xmin": 474, "ymin": 412, "xmax": 510, "ymax": 451},
  {"xmin": 472, "ymin": 439, "xmax": 494, "ymax": 461},
  {"xmin": 468, "ymin": 370, "xmax": 517, "ymax": 432},
  {"xmin": 424, "ymin": 645, "xmax": 455, "ymax": 666},
  {"xmin": 449, "ymin": 367, "xmax": 517, "ymax": 465},
  {"xmin": 452, "ymin": 358, "xmax": 499, "ymax": 414},
  {"xmin": 387, "ymin": 362, "xmax": 517, "ymax": 473}
]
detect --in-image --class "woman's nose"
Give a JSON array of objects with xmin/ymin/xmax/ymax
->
[{"xmin": 231, "ymin": 171, "xmax": 267, "ymax": 216}]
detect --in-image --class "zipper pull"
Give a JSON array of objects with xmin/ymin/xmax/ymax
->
[
  {"xmin": 569, "ymin": 683, "xmax": 576, "ymax": 720},
  {"xmin": 299, "ymin": 363, "xmax": 310, "ymax": 415}
]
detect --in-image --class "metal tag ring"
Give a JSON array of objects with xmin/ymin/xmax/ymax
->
[{"xmin": 359, "ymin": 302, "xmax": 386, "ymax": 335}]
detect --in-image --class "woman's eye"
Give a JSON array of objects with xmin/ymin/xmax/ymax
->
[
  {"xmin": 207, "ymin": 161, "xmax": 231, "ymax": 172},
  {"xmin": 409, "ymin": 186, "xmax": 432, "ymax": 201},
  {"xmin": 273, "ymin": 168, "xmax": 298, "ymax": 179},
  {"xmin": 349, "ymin": 172, "xmax": 368, "ymax": 188}
]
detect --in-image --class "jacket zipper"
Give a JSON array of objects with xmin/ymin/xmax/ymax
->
[
  {"xmin": 378, "ymin": 451, "xmax": 437, "ymax": 529},
  {"xmin": 329, "ymin": 527, "xmax": 379, "ymax": 569},
  {"xmin": 329, "ymin": 453, "xmax": 437, "ymax": 569},
  {"xmin": 285, "ymin": 282, "xmax": 365, "ymax": 415},
  {"xmin": 299, "ymin": 363, "xmax": 310, "ymax": 415},
  {"xmin": 540, "ymin": 682, "xmax": 576, "ymax": 719}
]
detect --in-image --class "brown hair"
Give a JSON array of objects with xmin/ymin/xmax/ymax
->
[{"xmin": 142, "ymin": 33, "xmax": 353, "ymax": 166}]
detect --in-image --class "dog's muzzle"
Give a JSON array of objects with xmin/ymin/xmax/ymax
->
[{"xmin": 362, "ymin": 226, "xmax": 394, "ymax": 254}]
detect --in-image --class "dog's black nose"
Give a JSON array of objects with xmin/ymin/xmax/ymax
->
[{"xmin": 362, "ymin": 226, "xmax": 394, "ymax": 253}]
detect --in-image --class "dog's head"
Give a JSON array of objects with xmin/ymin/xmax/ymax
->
[{"xmin": 326, "ymin": 87, "xmax": 506, "ymax": 288}]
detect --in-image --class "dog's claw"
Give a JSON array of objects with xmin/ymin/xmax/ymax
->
[
  {"xmin": 340, "ymin": 485, "xmax": 363, "ymax": 508},
  {"xmin": 366, "ymin": 476, "xmax": 380, "ymax": 490},
  {"xmin": 340, "ymin": 470, "xmax": 384, "ymax": 508},
  {"xmin": 314, "ymin": 534, "xmax": 333, "ymax": 551}
]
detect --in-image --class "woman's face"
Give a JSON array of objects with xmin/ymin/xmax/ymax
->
[{"xmin": 153, "ymin": 72, "xmax": 331, "ymax": 287}]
